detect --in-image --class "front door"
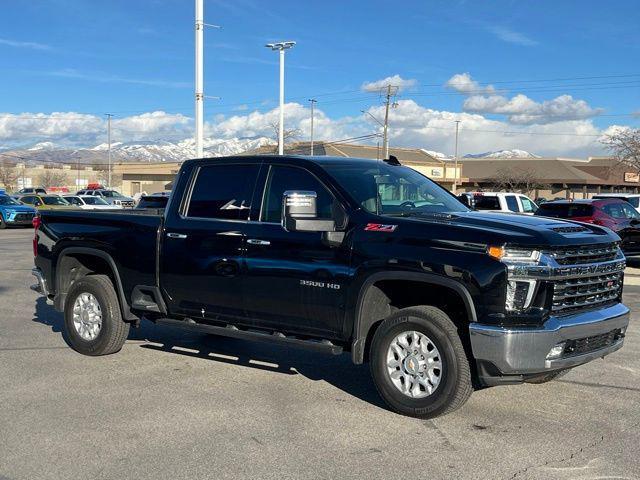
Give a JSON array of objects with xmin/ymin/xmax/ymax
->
[
  {"xmin": 243, "ymin": 164, "xmax": 352, "ymax": 338},
  {"xmin": 160, "ymin": 162, "xmax": 262, "ymax": 322}
]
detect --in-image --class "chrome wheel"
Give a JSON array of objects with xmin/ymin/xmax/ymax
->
[
  {"xmin": 72, "ymin": 292, "xmax": 103, "ymax": 341},
  {"xmin": 386, "ymin": 330, "xmax": 443, "ymax": 398}
]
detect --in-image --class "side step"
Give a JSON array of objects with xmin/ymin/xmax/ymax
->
[{"xmin": 154, "ymin": 318, "xmax": 344, "ymax": 355}]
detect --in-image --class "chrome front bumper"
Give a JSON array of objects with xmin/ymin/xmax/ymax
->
[{"xmin": 470, "ymin": 303, "xmax": 629, "ymax": 384}]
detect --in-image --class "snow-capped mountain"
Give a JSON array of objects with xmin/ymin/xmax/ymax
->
[
  {"xmin": 464, "ymin": 149, "xmax": 540, "ymax": 159},
  {"xmin": 420, "ymin": 149, "xmax": 450, "ymax": 159},
  {"xmin": 3, "ymin": 137, "xmax": 275, "ymax": 165}
]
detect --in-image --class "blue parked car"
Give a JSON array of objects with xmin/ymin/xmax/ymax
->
[{"xmin": 0, "ymin": 194, "xmax": 37, "ymax": 228}]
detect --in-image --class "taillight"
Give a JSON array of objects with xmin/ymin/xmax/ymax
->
[{"xmin": 32, "ymin": 215, "xmax": 41, "ymax": 257}]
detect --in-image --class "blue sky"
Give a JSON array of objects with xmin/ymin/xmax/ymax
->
[{"xmin": 1, "ymin": 0, "xmax": 639, "ymax": 156}]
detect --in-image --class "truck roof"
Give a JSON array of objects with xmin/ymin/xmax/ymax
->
[{"xmin": 188, "ymin": 155, "xmax": 390, "ymax": 168}]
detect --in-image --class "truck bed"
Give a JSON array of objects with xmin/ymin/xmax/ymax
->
[{"xmin": 35, "ymin": 209, "xmax": 164, "ymax": 305}]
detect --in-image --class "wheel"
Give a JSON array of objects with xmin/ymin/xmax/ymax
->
[
  {"xmin": 64, "ymin": 274, "xmax": 130, "ymax": 356},
  {"xmin": 525, "ymin": 369, "xmax": 569, "ymax": 384},
  {"xmin": 0, "ymin": 213, "xmax": 6, "ymax": 229},
  {"xmin": 370, "ymin": 306, "xmax": 472, "ymax": 418}
]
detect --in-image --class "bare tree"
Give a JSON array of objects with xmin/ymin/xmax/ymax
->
[
  {"xmin": 0, "ymin": 161, "xmax": 19, "ymax": 192},
  {"xmin": 602, "ymin": 128, "xmax": 640, "ymax": 172},
  {"xmin": 490, "ymin": 166, "xmax": 547, "ymax": 196},
  {"xmin": 268, "ymin": 121, "xmax": 302, "ymax": 152},
  {"xmin": 38, "ymin": 170, "xmax": 69, "ymax": 189}
]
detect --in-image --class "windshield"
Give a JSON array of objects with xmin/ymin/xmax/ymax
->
[
  {"xmin": 0, "ymin": 196, "xmax": 20, "ymax": 206},
  {"xmin": 100, "ymin": 190, "xmax": 123, "ymax": 198},
  {"xmin": 323, "ymin": 162, "xmax": 468, "ymax": 216},
  {"xmin": 42, "ymin": 196, "xmax": 70, "ymax": 206},
  {"xmin": 82, "ymin": 196, "xmax": 109, "ymax": 205}
]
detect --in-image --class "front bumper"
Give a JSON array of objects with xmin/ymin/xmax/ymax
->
[
  {"xmin": 4, "ymin": 211, "xmax": 35, "ymax": 225},
  {"xmin": 470, "ymin": 303, "xmax": 629, "ymax": 386}
]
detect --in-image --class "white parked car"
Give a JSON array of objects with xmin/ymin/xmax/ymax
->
[
  {"xmin": 458, "ymin": 192, "xmax": 538, "ymax": 215},
  {"xmin": 63, "ymin": 195, "xmax": 123, "ymax": 210},
  {"xmin": 592, "ymin": 193, "xmax": 640, "ymax": 214}
]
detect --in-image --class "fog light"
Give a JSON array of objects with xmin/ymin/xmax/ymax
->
[
  {"xmin": 505, "ymin": 279, "xmax": 536, "ymax": 311},
  {"xmin": 546, "ymin": 342, "xmax": 566, "ymax": 360}
]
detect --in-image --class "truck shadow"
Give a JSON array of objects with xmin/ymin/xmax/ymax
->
[
  {"xmin": 130, "ymin": 319, "xmax": 386, "ymax": 410},
  {"xmin": 31, "ymin": 300, "xmax": 385, "ymax": 410}
]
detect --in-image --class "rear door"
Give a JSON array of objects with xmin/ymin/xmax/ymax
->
[
  {"xmin": 160, "ymin": 161, "xmax": 262, "ymax": 321},
  {"xmin": 242, "ymin": 163, "xmax": 352, "ymax": 337}
]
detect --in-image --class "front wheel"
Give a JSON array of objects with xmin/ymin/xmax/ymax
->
[
  {"xmin": 370, "ymin": 306, "xmax": 473, "ymax": 418},
  {"xmin": 0, "ymin": 213, "xmax": 6, "ymax": 229},
  {"xmin": 64, "ymin": 274, "xmax": 130, "ymax": 356}
]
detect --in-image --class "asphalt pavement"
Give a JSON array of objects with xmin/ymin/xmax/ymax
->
[{"xmin": 1, "ymin": 228, "xmax": 639, "ymax": 480}]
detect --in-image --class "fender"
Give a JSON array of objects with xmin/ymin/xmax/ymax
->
[
  {"xmin": 55, "ymin": 247, "xmax": 137, "ymax": 321},
  {"xmin": 351, "ymin": 271, "xmax": 477, "ymax": 364}
]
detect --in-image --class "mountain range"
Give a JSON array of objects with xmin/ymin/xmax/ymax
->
[{"xmin": 1, "ymin": 139, "xmax": 538, "ymax": 165}]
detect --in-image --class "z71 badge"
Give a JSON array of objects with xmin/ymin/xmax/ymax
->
[{"xmin": 364, "ymin": 223, "xmax": 398, "ymax": 232}]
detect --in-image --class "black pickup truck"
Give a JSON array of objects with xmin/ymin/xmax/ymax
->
[{"xmin": 31, "ymin": 155, "xmax": 629, "ymax": 418}]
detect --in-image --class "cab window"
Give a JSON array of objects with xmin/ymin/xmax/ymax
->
[
  {"xmin": 505, "ymin": 195, "xmax": 519, "ymax": 212},
  {"xmin": 519, "ymin": 196, "xmax": 537, "ymax": 213},
  {"xmin": 261, "ymin": 165, "xmax": 335, "ymax": 223}
]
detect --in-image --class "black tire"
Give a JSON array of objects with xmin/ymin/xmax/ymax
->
[
  {"xmin": 0, "ymin": 213, "xmax": 6, "ymax": 229},
  {"xmin": 370, "ymin": 306, "xmax": 473, "ymax": 419},
  {"xmin": 525, "ymin": 369, "xmax": 569, "ymax": 384},
  {"xmin": 64, "ymin": 274, "xmax": 130, "ymax": 356}
]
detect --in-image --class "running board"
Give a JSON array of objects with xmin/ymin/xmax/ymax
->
[{"xmin": 154, "ymin": 318, "xmax": 343, "ymax": 355}]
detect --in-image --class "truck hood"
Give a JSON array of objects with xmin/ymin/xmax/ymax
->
[{"xmin": 398, "ymin": 211, "xmax": 619, "ymax": 248}]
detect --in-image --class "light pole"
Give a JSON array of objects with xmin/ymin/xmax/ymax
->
[
  {"xmin": 265, "ymin": 41, "xmax": 296, "ymax": 155},
  {"xmin": 453, "ymin": 120, "xmax": 460, "ymax": 194},
  {"xmin": 309, "ymin": 98, "xmax": 317, "ymax": 155}
]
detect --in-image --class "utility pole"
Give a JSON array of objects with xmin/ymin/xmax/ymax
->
[
  {"xmin": 266, "ymin": 41, "xmax": 296, "ymax": 155},
  {"xmin": 106, "ymin": 113, "xmax": 113, "ymax": 188},
  {"xmin": 382, "ymin": 84, "xmax": 398, "ymax": 159},
  {"xmin": 453, "ymin": 120, "xmax": 460, "ymax": 194},
  {"xmin": 195, "ymin": 0, "xmax": 204, "ymax": 158},
  {"xmin": 309, "ymin": 98, "xmax": 317, "ymax": 155}
]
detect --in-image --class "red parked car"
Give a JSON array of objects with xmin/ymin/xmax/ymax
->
[{"xmin": 535, "ymin": 198, "xmax": 640, "ymax": 256}]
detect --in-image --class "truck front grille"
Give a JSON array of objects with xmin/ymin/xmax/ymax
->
[
  {"xmin": 549, "ymin": 243, "xmax": 619, "ymax": 265},
  {"xmin": 548, "ymin": 242, "xmax": 624, "ymax": 315},
  {"xmin": 562, "ymin": 328, "xmax": 623, "ymax": 358}
]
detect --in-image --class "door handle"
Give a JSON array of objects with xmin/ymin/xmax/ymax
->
[
  {"xmin": 247, "ymin": 238, "xmax": 271, "ymax": 246},
  {"xmin": 167, "ymin": 232, "xmax": 188, "ymax": 239}
]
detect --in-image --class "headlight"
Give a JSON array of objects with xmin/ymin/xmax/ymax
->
[{"xmin": 488, "ymin": 246, "xmax": 542, "ymax": 312}]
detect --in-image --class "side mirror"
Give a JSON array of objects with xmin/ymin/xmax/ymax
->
[
  {"xmin": 458, "ymin": 194, "xmax": 474, "ymax": 209},
  {"xmin": 282, "ymin": 191, "xmax": 336, "ymax": 232}
]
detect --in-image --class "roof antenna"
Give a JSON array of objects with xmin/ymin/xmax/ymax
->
[{"xmin": 384, "ymin": 155, "xmax": 401, "ymax": 166}]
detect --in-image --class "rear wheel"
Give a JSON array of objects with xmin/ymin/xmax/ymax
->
[
  {"xmin": 370, "ymin": 306, "xmax": 472, "ymax": 418},
  {"xmin": 64, "ymin": 275, "xmax": 129, "ymax": 356}
]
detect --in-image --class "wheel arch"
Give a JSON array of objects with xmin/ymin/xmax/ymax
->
[
  {"xmin": 54, "ymin": 247, "xmax": 136, "ymax": 321},
  {"xmin": 351, "ymin": 272, "xmax": 477, "ymax": 364}
]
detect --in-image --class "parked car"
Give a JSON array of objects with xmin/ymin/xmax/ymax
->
[
  {"xmin": 76, "ymin": 189, "xmax": 135, "ymax": 208},
  {"xmin": 18, "ymin": 194, "xmax": 74, "ymax": 210},
  {"xmin": 63, "ymin": 195, "xmax": 123, "ymax": 210},
  {"xmin": 135, "ymin": 192, "xmax": 170, "ymax": 210},
  {"xmin": 535, "ymin": 198, "xmax": 640, "ymax": 256},
  {"xmin": 592, "ymin": 193, "xmax": 640, "ymax": 213},
  {"xmin": 17, "ymin": 187, "xmax": 47, "ymax": 195},
  {"xmin": 0, "ymin": 194, "xmax": 37, "ymax": 228},
  {"xmin": 31, "ymin": 155, "xmax": 629, "ymax": 419},
  {"xmin": 459, "ymin": 191, "xmax": 538, "ymax": 214}
]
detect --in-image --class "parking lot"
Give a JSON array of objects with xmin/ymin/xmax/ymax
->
[{"xmin": 1, "ymin": 228, "xmax": 639, "ymax": 480}]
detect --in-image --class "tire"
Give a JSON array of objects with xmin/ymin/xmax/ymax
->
[
  {"xmin": 525, "ymin": 369, "xmax": 569, "ymax": 384},
  {"xmin": 370, "ymin": 306, "xmax": 473, "ymax": 419},
  {"xmin": 0, "ymin": 213, "xmax": 6, "ymax": 229},
  {"xmin": 64, "ymin": 274, "xmax": 130, "ymax": 356}
]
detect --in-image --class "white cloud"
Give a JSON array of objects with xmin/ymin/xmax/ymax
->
[
  {"xmin": 112, "ymin": 111, "xmax": 190, "ymax": 136},
  {"xmin": 446, "ymin": 73, "xmax": 496, "ymax": 95},
  {"xmin": 447, "ymin": 73, "xmax": 602, "ymax": 125},
  {"xmin": 0, "ymin": 37, "xmax": 51, "ymax": 50},
  {"xmin": 361, "ymin": 75, "xmax": 417, "ymax": 92},
  {"xmin": 486, "ymin": 26, "xmax": 538, "ymax": 46}
]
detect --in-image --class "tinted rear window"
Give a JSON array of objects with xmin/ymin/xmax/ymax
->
[
  {"xmin": 537, "ymin": 203, "xmax": 594, "ymax": 218},
  {"xmin": 474, "ymin": 196, "xmax": 501, "ymax": 210}
]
